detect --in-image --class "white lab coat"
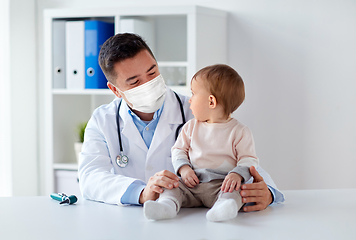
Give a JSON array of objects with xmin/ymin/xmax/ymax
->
[
  {"xmin": 78, "ymin": 87, "xmax": 284, "ymax": 205},
  {"xmin": 79, "ymin": 88, "xmax": 193, "ymax": 205}
]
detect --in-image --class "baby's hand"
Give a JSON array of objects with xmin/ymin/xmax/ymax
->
[
  {"xmin": 221, "ymin": 173, "xmax": 243, "ymax": 193},
  {"xmin": 179, "ymin": 165, "xmax": 199, "ymax": 188}
]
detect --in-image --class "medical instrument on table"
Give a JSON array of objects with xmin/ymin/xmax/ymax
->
[
  {"xmin": 115, "ymin": 91, "xmax": 186, "ymax": 168},
  {"xmin": 50, "ymin": 193, "xmax": 78, "ymax": 205}
]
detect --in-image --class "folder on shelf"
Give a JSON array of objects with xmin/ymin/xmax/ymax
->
[
  {"xmin": 85, "ymin": 20, "xmax": 114, "ymax": 89},
  {"xmin": 66, "ymin": 21, "xmax": 85, "ymax": 89},
  {"xmin": 119, "ymin": 18, "xmax": 155, "ymax": 54},
  {"xmin": 52, "ymin": 20, "xmax": 66, "ymax": 89}
]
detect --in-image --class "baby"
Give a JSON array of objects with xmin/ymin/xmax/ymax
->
[{"xmin": 144, "ymin": 64, "xmax": 259, "ymax": 222}]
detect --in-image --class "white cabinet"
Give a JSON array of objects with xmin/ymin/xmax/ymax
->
[
  {"xmin": 43, "ymin": 6, "xmax": 227, "ymax": 194},
  {"xmin": 54, "ymin": 170, "xmax": 81, "ymax": 197}
]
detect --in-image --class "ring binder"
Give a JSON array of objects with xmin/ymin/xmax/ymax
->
[{"xmin": 84, "ymin": 20, "xmax": 114, "ymax": 89}]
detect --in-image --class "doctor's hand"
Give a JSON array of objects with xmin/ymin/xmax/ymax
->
[
  {"xmin": 240, "ymin": 166, "xmax": 273, "ymax": 212},
  {"xmin": 139, "ymin": 170, "xmax": 180, "ymax": 204},
  {"xmin": 179, "ymin": 165, "xmax": 199, "ymax": 188}
]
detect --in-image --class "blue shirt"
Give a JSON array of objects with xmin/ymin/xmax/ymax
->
[
  {"xmin": 121, "ymin": 103, "xmax": 164, "ymax": 205},
  {"xmin": 128, "ymin": 104, "xmax": 164, "ymax": 148}
]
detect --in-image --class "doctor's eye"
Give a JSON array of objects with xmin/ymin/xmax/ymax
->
[
  {"xmin": 130, "ymin": 80, "xmax": 139, "ymax": 85},
  {"xmin": 148, "ymin": 72, "xmax": 156, "ymax": 76}
]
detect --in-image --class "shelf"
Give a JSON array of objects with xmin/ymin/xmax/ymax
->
[
  {"xmin": 53, "ymin": 163, "xmax": 78, "ymax": 171},
  {"xmin": 52, "ymin": 87, "xmax": 188, "ymax": 95},
  {"xmin": 43, "ymin": 5, "xmax": 227, "ymax": 195},
  {"xmin": 52, "ymin": 89, "xmax": 114, "ymax": 95},
  {"xmin": 157, "ymin": 61, "xmax": 188, "ymax": 67}
]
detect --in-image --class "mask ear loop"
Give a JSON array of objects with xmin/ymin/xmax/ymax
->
[{"xmin": 174, "ymin": 92, "xmax": 186, "ymax": 140}]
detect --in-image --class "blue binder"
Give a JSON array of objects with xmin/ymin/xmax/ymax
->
[{"xmin": 85, "ymin": 20, "xmax": 114, "ymax": 89}]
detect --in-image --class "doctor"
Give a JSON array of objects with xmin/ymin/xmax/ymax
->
[{"xmin": 78, "ymin": 33, "xmax": 284, "ymax": 211}]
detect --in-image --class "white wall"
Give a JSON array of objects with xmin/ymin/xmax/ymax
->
[
  {"xmin": 0, "ymin": 0, "xmax": 12, "ymax": 197},
  {"xmin": 35, "ymin": 0, "xmax": 356, "ymax": 192},
  {"xmin": 0, "ymin": 0, "xmax": 38, "ymax": 196},
  {"xmin": 10, "ymin": 0, "xmax": 38, "ymax": 196},
  {"xmin": 228, "ymin": 1, "xmax": 356, "ymax": 190}
]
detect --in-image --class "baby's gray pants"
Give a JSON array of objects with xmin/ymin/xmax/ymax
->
[{"xmin": 160, "ymin": 179, "xmax": 243, "ymax": 212}]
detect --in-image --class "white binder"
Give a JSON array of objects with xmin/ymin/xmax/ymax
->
[
  {"xmin": 52, "ymin": 20, "xmax": 66, "ymax": 89},
  {"xmin": 119, "ymin": 18, "xmax": 155, "ymax": 54},
  {"xmin": 65, "ymin": 21, "xmax": 85, "ymax": 89}
]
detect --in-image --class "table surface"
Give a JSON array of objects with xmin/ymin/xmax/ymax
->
[{"xmin": 1, "ymin": 189, "xmax": 355, "ymax": 240}]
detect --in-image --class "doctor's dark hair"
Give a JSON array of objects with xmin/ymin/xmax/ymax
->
[
  {"xmin": 98, "ymin": 33, "xmax": 156, "ymax": 84},
  {"xmin": 192, "ymin": 64, "xmax": 245, "ymax": 118}
]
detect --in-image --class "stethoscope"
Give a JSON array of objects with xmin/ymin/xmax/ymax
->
[{"xmin": 115, "ymin": 92, "xmax": 186, "ymax": 168}]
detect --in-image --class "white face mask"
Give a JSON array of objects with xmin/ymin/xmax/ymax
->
[{"xmin": 117, "ymin": 74, "xmax": 166, "ymax": 113}]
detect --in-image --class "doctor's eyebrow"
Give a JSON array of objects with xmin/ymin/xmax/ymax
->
[
  {"xmin": 125, "ymin": 64, "xmax": 157, "ymax": 83},
  {"xmin": 146, "ymin": 64, "xmax": 156, "ymax": 73},
  {"xmin": 125, "ymin": 75, "xmax": 139, "ymax": 83}
]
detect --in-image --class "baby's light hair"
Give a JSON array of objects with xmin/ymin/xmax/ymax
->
[{"xmin": 192, "ymin": 64, "xmax": 245, "ymax": 118}]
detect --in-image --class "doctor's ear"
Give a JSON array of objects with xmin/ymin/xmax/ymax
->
[
  {"xmin": 107, "ymin": 82, "xmax": 122, "ymax": 98},
  {"xmin": 209, "ymin": 95, "xmax": 217, "ymax": 109}
]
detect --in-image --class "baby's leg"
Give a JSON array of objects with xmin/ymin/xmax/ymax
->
[
  {"xmin": 144, "ymin": 186, "xmax": 182, "ymax": 221},
  {"xmin": 206, "ymin": 190, "xmax": 243, "ymax": 222}
]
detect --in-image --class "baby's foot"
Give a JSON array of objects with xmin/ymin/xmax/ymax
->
[
  {"xmin": 144, "ymin": 199, "xmax": 177, "ymax": 220},
  {"xmin": 206, "ymin": 199, "xmax": 238, "ymax": 222}
]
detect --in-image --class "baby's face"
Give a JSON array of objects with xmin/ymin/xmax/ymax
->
[{"xmin": 189, "ymin": 76, "xmax": 211, "ymax": 122}]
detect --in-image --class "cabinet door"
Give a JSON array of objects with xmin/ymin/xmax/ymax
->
[{"xmin": 54, "ymin": 170, "xmax": 81, "ymax": 197}]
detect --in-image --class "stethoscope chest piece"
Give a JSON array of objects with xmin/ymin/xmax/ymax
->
[{"xmin": 116, "ymin": 154, "xmax": 129, "ymax": 168}]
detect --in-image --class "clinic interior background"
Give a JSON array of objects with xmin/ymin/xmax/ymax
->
[{"xmin": 0, "ymin": 0, "xmax": 355, "ymax": 197}]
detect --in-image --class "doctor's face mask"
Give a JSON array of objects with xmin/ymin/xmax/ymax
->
[{"xmin": 116, "ymin": 74, "xmax": 166, "ymax": 113}]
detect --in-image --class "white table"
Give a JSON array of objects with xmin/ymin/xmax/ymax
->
[{"xmin": 1, "ymin": 189, "xmax": 355, "ymax": 240}]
